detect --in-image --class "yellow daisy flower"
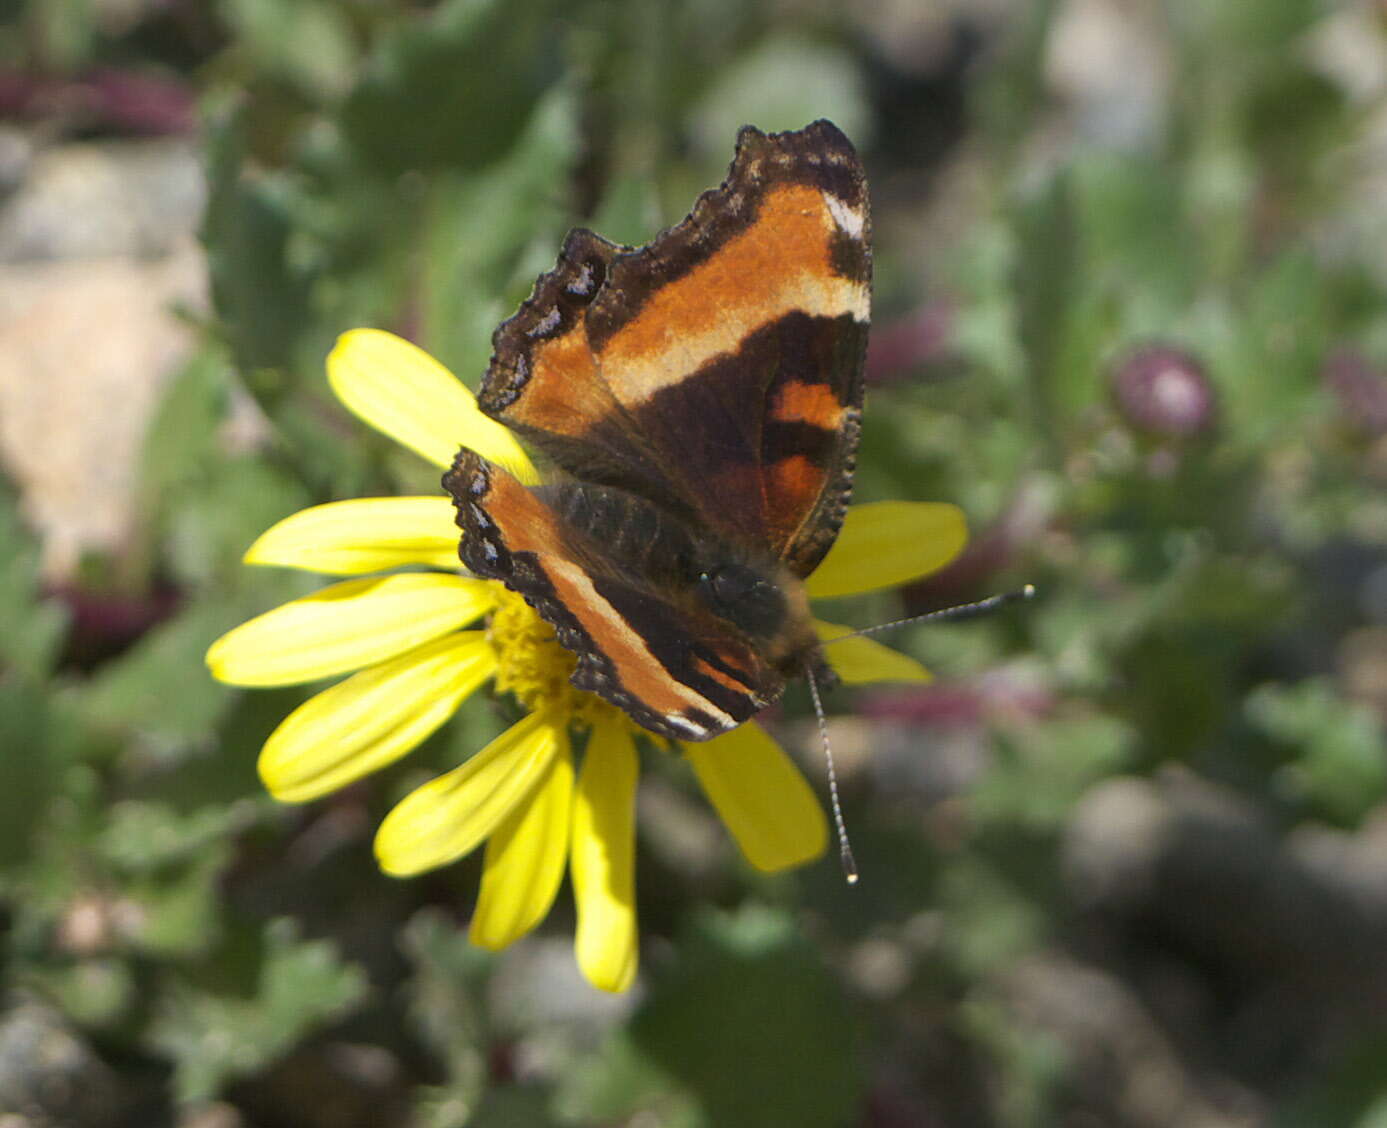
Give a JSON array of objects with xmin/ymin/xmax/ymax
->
[{"xmin": 206, "ymin": 329, "xmax": 967, "ymax": 993}]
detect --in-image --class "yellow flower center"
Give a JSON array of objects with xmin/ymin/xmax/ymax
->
[{"xmin": 486, "ymin": 586, "xmax": 632, "ymax": 732}]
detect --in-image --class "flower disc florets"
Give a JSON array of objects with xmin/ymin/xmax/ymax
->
[{"xmin": 487, "ymin": 586, "xmax": 623, "ymax": 730}]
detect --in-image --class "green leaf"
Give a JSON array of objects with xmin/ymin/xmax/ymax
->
[
  {"xmin": 974, "ymin": 713, "xmax": 1135, "ymax": 831},
  {"xmin": 163, "ymin": 457, "xmax": 312, "ymax": 588},
  {"xmin": 148, "ymin": 918, "xmax": 368, "ymax": 1101},
  {"xmin": 218, "ymin": 0, "xmax": 359, "ymax": 102},
  {"xmin": 0, "ymin": 482, "xmax": 68, "ymax": 681},
  {"xmin": 1279, "ymin": 1033, "xmax": 1387, "ymax": 1128},
  {"xmin": 689, "ymin": 33, "xmax": 871, "ymax": 157},
  {"xmin": 1171, "ymin": 0, "xmax": 1321, "ymax": 55},
  {"xmin": 139, "ymin": 350, "xmax": 234, "ymax": 507},
  {"xmin": 0, "ymin": 680, "xmax": 63, "ymax": 870},
  {"xmin": 98, "ymin": 800, "xmax": 251, "ymax": 874},
  {"xmin": 628, "ymin": 905, "xmax": 859, "ymax": 1128},
  {"xmin": 937, "ymin": 856, "xmax": 1049, "ymax": 980},
  {"xmin": 340, "ymin": 0, "xmax": 559, "ymax": 176},
  {"xmin": 1246, "ymin": 679, "xmax": 1386, "ymax": 825},
  {"xmin": 29, "ymin": 0, "xmax": 99, "ymax": 68},
  {"xmin": 128, "ymin": 849, "xmax": 232, "ymax": 957},
  {"xmin": 399, "ymin": 909, "xmax": 490, "ymax": 1089},
  {"xmin": 202, "ymin": 97, "xmax": 316, "ymax": 376},
  {"xmin": 79, "ymin": 600, "xmax": 242, "ymax": 750},
  {"xmin": 1218, "ymin": 249, "xmax": 1328, "ymax": 448},
  {"xmin": 23, "ymin": 959, "xmax": 136, "ymax": 1029},
  {"xmin": 554, "ymin": 1032, "xmax": 699, "ymax": 1128},
  {"xmin": 418, "ymin": 84, "xmax": 584, "ymax": 380},
  {"xmin": 465, "ymin": 1087, "xmax": 562, "ymax": 1128},
  {"xmin": 1012, "ymin": 170, "xmax": 1078, "ymax": 448},
  {"xmin": 959, "ymin": 994, "xmax": 1068, "ymax": 1127}
]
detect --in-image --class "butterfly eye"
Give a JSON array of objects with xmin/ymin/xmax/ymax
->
[
  {"xmin": 707, "ymin": 566, "xmax": 756, "ymax": 604},
  {"xmin": 699, "ymin": 564, "xmax": 786, "ymax": 637}
]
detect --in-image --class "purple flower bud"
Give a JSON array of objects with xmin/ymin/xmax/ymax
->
[
  {"xmin": 0, "ymin": 68, "xmax": 194, "ymax": 136},
  {"xmin": 1110, "ymin": 345, "xmax": 1217, "ymax": 438},
  {"xmin": 85, "ymin": 69, "xmax": 195, "ymax": 136},
  {"xmin": 1325, "ymin": 349, "xmax": 1387, "ymax": 436}
]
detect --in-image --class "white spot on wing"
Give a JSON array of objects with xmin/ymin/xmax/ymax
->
[
  {"xmin": 824, "ymin": 193, "xmax": 865, "ymax": 239},
  {"xmin": 666, "ymin": 714, "xmax": 709, "ymax": 739}
]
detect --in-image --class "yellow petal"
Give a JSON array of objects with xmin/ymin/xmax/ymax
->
[
  {"xmin": 685, "ymin": 723, "xmax": 827, "ymax": 872},
  {"xmin": 814, "ymin": 619, "xmax": 932, "ymax": 686},
  {"xmin": 259, "ymin": 632, "xmax": 496, "ymax": 803},
  {"xmin": 327, "ymin": 329, "xmax": 538, "ymax": 481},
  {"xmin": 806, "ymin": 501, "xmax": 968, "ymax": 599},
  {"xmin": 375, "ymin": 711, "xmax": 564, "ymax": 877},
  {"xmin": 470, "ymin": 738, "xmax": 573, "ymax": 950},
  {"xmin": 571, "ymin": 717, "xmax": 638, "ymax": 992},
  {"xmin": 244, "ymin": 497, "xmax": 462, "ymax": 574},
  {"xmin": 206, "ymin": 573, "xmax": 494, "ymax": 687}
]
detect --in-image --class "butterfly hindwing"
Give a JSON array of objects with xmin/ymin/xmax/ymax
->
[{"xmin": 445, "ymin": 449, "xmax": 783, "ymax": 741}]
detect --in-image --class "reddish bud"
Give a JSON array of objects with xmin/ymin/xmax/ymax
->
[{"xmin": 1111, "ymin": 345, "xmax": 1216, "ymax": 438}]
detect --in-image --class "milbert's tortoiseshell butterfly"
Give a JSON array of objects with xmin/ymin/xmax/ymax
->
[{"xmin": 445, "ymin": 120, "xmax": 871, "ymax": 744}]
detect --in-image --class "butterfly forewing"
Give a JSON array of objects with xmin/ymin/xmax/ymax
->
[{"xmin": 477, "ymin": 120, "xmax": 871, "ymax": 576}]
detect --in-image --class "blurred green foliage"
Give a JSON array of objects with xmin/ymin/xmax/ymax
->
[{"xmin": 3, "ymin": 0, "xmax": 1387, "ymax": 1125}]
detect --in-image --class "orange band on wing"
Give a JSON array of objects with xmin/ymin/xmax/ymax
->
[
  {"xmin": 597, "ymin": 184, "xmax": 869, "ymax": 406},
  {"xmin": 502, "ymin": 316, "xmax": 615, "ymax": 438}
]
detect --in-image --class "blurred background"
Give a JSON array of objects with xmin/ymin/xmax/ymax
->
[{"xmin": 3, "ymin": 0, "xmax": 1387, "ymax": 1124}]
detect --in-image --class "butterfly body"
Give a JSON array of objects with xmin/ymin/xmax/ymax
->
[{"xmin": 445, "ymin": 120, "xmax": 870, "ymax": 741}]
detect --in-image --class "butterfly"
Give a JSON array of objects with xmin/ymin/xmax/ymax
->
[{"xmin": 444, "ymin": 119, "xmax": 870, "ymax": 742}]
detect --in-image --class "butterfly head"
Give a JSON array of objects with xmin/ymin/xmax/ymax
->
[
  {"xmin": 694, "ymin": 552, "xmax": 837, "ymax": 694},
  {"xmin": 696, "ymin": 562, "xmax": 786, "ymax": 638}
]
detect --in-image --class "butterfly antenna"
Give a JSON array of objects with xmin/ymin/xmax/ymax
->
[
  {"xmin": 805, "ymin": 662, "xmax": 859, "ymax": 885},
  {"xmin": 824, "ymin": 583, "xmax": 1037, "ymax": 644}
]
